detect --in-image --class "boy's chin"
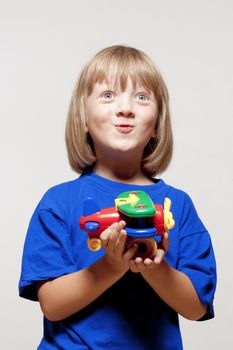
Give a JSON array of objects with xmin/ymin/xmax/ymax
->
[{"xmin": 110, "ymin": 146, "xmax": 139, "ymax": 156}]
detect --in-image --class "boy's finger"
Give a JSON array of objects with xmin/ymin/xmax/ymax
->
[
  {"xmin": 100, "ymin": 221, "xmax": 127, "ymax": 251},
  {"xmin": 130, "ymin": 257, "xmax": 146, "ymax": 272},
  {"xmin": 115, "ymin": 230, "xmax": 127, "ymax": 253},
  {"xmin": 162, "ymin": 232, "xmax": 170, "ymax": 252},
  {"xmin": 118, "ymin": 220, "xmax": 126, "ymax": 229},
  {"xmin": 100, "ymin": 222, "xmax": 118, "ymax": 241},
  {"xmin": 124, "ymin": 243, "xmax": 138, "ymax": 260},
  {"xmin": 158, "ymin": 232, "xmax": 170, "ymax": 252},
  {"xmin": 144, "ymin": 258, "xmax": 154, "ymax": 267},
  {"xmin": 107, "ymin": 222, "xmax": 124, "ymax": 248},
  {"xmin": 129, "ymin": 259, "xmax": 139, "ymax": 273},
  {"xmin": 154, "ymin": 249, "xmax": 165, "ymax": 264}
]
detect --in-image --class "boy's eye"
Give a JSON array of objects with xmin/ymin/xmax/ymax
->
[
  {"xmin": 102, "ymin": 91, "xmax": 114, "ymax": 99},
  {"xmin": 136, "ymin": 93, "xmax": 149, "ymax": 101}
]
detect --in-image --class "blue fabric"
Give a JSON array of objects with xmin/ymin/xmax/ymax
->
[{"xmin": 19, "ymin": 171, "xmax": 216, "ymax": 349}]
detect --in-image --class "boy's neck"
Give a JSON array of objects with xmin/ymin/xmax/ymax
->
[{"xmin": 93, "ymin": 162, "xmax": 154, "ymax": 185}]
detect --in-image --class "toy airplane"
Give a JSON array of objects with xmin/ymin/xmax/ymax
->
[{"xmin": 79, "ymin": 190, "xmax": 175, "ymax": 259}]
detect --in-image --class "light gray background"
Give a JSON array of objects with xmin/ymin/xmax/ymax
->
[{"xmin": 1, "ymin": 0, "xmax": 232, "ymax": 348}]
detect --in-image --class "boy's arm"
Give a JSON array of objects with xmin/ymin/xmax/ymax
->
[
  {"xmin": 37, "ymin": 221, "xmax": 136, "ymax": 321},
  {"xmin": 37, "ymin": 256, "xmax": 124, "ymax": 321},
  {"xmin": 129, "ymin": 233, "xmax": 207, "ymax": 321},
  {"xmin": 140, "ymin": 260, "xmax": 206, "ymax": 320}
]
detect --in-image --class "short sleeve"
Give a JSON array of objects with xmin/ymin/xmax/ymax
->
[
  {"xmin": 18, "ymin": 190, "xmax": 77, "ymax": 301},
  {"xmin": 177, "ymin": 194, "xmax": 217, "ymax": 320}
]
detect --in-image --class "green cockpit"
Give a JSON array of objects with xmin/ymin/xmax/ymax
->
[{"xmin": 115, "ymin": 191, "xmax": 156, "ymax": 218}]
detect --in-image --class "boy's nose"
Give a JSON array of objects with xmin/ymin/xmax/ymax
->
[
  {"xmin": 116, "ymin": 110, "xmax": 135, "ymax": 118},
  {"xmin": 116, "ymin": 99, "xmax": 135, "ymax": 118}
]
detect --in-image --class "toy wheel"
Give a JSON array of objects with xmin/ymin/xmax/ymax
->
[
  {"xmin": 87, "ymin": 238, "xmax": 102, "ymax": 251},
  {"xmin": 128, "ymin": 237, "xmax": 157, "ymax": 259}
]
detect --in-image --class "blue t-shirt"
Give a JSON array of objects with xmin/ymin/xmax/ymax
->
[{"xmin": 19, "ymin": 171, "xmax": 217, "ymax": 350}]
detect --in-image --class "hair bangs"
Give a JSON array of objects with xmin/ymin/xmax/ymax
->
[{"xmin": 85, "ymin": 48, "xmax": 161, "ymax": 98}]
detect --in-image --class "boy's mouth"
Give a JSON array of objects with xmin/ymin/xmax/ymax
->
[{"xmin": 114, "ymin": 124, "xmax": 134, "ymax": 133}]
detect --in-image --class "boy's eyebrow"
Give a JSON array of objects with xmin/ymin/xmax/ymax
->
[
  {"xmin": 136, "ymin": 86, "xmax": 152, "ymax": 92},
  {"xmin": 134, "ymin": 85, "xmax": 154, "ymax": 96},
  {"xmin": 94, "ymin": 73, "xmax": 154, "ymax": 94},
  {"xmin": 96, "ymin": 81, "xmax": 153, "ymax": 94}
]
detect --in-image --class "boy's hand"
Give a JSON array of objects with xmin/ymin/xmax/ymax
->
[
  {"xmin": 100, "ymin": 220, "xmax": 138, "ymax": 274},
  {"xmin": 129, "ymin": 232, "xmax": 170, "ymax": 273}
]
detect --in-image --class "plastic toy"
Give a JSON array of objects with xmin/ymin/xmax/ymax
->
[{"xmin": 79, "ymin": 191, "xmax": 175, "ymax": 259}]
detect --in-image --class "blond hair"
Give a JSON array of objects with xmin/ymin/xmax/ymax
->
[{"xmin": 65, "ymin": 45, "xmax": 173, "ymax": 177}]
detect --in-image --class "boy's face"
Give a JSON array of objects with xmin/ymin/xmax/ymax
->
[{"xmin": 85, "ymin": 76, "xmax": 157, "ymax": 161}]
